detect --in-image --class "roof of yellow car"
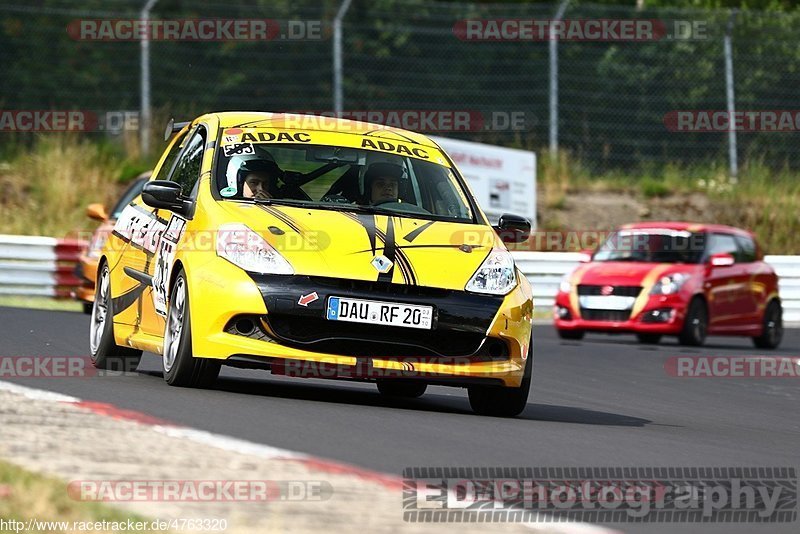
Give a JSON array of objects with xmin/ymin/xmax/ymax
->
[{"xmin": 207, "ymin": 111, "xmax": 441, "ymax": 148}]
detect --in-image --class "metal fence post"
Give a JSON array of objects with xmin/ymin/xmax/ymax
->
[
  {"xmin": 333, "ymin": 0, "xmax": 354, "ymax": 114},
  {"xmin": 724, "ymin": 9, "xmax": 738, "ymax": 181},
  {"xmin": 140, "ymin": 0, "xmax": 159, "ymax": 158},
  {"xmin": 549, "ymin": 0, "xmax": 570, "ymax": 164}
]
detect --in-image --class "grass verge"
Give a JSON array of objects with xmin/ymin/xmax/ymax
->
[
  {"xmin": 0, "ymin": 296, "xmax": 82, "ymax": 312},
  {"xmin": 0, "ymin": 458, "xmax": 157, "ymax": 533}
]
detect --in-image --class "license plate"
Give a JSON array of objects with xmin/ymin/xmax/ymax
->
[
  {"xmin": 326, "ymin": 296, "xmax": 433, "ymax": 330},
  {"xmin": 579, "ymin": 295, "xmax": 635, "ymax": 310}
]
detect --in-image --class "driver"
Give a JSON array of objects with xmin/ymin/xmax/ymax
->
[
  {"xmin": 239, "ymin": 159, "xmax": 283, "ymax": 200},
  {"xmin": 364, "ymin": 162, "xmax": 404, "ymax": 205}
]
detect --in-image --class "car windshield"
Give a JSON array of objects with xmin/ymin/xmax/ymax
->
[
  {"xmin": 593, "ymin": 229, "xmax": 706, "ymax": 264},
  {"xmin": 215, "ymin": 142, "xmax": 474, "ymax": 223}
]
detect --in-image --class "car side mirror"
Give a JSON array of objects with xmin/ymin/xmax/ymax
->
[
  {"xmin": 493, "ymin": 214, "xmax": 531, "ymax": 244},
  {"xmin": 141, "ymin": 181, "xmax": 192, "ymax": 216},
  {"xmin": 86, "ymin": 203, "xmax": 108, "ymax": 221},
  {"xmin": 709, "ymin": 252, "xmax": 735, "ymax": 267}
]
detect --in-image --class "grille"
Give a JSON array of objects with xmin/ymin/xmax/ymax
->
[
  {"xmin": 577, "ymin": 285, "xmax": 642, "ymax": 297},
  {"xmin": 263, "ymin": 315, "xmax": 486, "ymax": 358},
  {"xmin": 579, "ymin": 309, "xmax": 631, "ymax": 322}
]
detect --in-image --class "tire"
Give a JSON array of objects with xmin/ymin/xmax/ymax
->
[
  {"xmin": 752, "ymin": 300, "xmax": 783, "ymax": 349},
  {"xmin": 89, "ymin": 262, "xmax": 142, "ymax": 371},
  {"xmin": 162, "ymin": 270, "xmax": 220, "ymax": 388},
  {"xmin": 376, "ymin": 380, "xmax": 427, "ymax": 398},
  {"xmin": 636, "ymin": 333, "xmax": 662, "ymax": 344},
  {"xmin": 557, "ymin": 329, "xmax": 584, "ymax": 340},
  {"xmin": 678, "ymin": 298, "xmax": 708, "ymax": 347},
  {"xmin": 468, "ymin": 337, "xmax": 533, "ymax": 417}
]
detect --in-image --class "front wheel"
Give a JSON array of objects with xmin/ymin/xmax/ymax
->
[
  {"xmin": 752, "ymin": 300, "xmax": 783, "ymax": 349},
  {"xmin": 678, "ymin": 298, "xmax": 708, "ymax": 346},
  {"xmin": 162, "ymin": 270, "xmax": 220, "ymax": 388},
  {"xmin": 468, "ymin": 339, "xmax": 532, "ymax": 417},
  {"xmin": 89, "ymin": 263, "xmax": 142, "ymax": 371}
]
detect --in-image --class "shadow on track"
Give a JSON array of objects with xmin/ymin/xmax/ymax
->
[{"xmin": 138, "ymin": 369, "xmax": 650, "ymax": 427}]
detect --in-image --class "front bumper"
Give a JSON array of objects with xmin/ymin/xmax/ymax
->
[
  {"xmin": 553, "ymin": 290, "xmax": 688, "ymax": 334},
  {"xmin": 186, "ymin": 260, "xmax": 533, "ymax": 387}
]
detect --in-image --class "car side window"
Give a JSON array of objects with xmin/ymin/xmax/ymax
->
[
  {"xmin": 707, "ymin": 233, "xmax": 739, "ymax": 259},
  {"xmin": 734, "ymin": 235, "xmax": 757, "ymax": 263},
  {"xmin": 153, "ymin": 130, "xmax": 189, "ymax": 182},
  {"xmin": 171, "ymin": 128, "xmax": 206, "ymax": 197}
]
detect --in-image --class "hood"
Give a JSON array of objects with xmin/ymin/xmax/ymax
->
[
  {"xmin": 570, "ymin": 261, "xmax": 693, "ymax": 288},
  {"xmin": 217, "ymin": 202, "xmax": 501, "ymax": 291}
]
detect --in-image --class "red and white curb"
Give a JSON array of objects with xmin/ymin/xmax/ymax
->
[
  {"xmin": 0, "ymin": 380, "xmax": 620, "ymax": 534},
  {"xmin": 0, "ymin": 234, "xmax": 85, "ymax": 298}
]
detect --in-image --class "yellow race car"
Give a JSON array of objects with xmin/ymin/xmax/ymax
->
[{"xmin": 89, "ymin": 112, "xmax": 534, "ymax": 416}]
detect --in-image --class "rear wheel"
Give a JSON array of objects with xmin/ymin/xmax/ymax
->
[
  {"xmin": 752, "ymin": 300, "xmax": 783, "ymax": 349},
  {"xmin": 468, "ymin": 338, "xmax": 532, "ymax": 417},
  {"xmin": 89, "ymin": 263, "xmax": 142, "ymax": 371},
  {"xmin": 376, "ymin": 381, "xmax": 427, "ymax": 398},
  {"xmin": 679, "ymin": 298, "xmax": 707, "ymax": 346},
  {"xmin": 162, "ymin": 270, "xmax": 220, "ymax": 388},
  {"xmin": 557, "ymin": 329, "xmax": 584, "ymax": 340},
  {"xmin": 636, "ymin": 333, "xmax": 662, "ymax": 344}
]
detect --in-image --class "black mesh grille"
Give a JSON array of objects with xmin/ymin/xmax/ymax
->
[
  {"xmin": 263, "ymin": 314, "xmax": 486, "ymax": 358},
  {"xmin": 579, "ymin": 309, "xmax": 631, "ymax": 322},
  {"xmin": 577, "ymin": 285, "xmax": 642, "ymax": 297}
]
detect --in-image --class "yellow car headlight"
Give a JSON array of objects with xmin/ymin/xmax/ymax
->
[{"xmin": 216, "ymin": 223, "xmax": 293, "ymax": 275}]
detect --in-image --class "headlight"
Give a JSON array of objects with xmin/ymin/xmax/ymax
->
[
  {"xmin": 650, "ymin": 273, "xmax": 689, "ymax": 295},
  {"xmin": 465, "ymin": 249, "xmax": 517, "ymax": 295},
  {"xmin": 216, "ymin": 223, "xmax": 293, "ymax": 275}
]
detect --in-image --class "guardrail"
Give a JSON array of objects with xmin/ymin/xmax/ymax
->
[
  {"xmin": 0, "ymin": 235, "xmax": 798, "ymax": 323},
  {"xmin": 0, "ymin": 235, "xmax": 85, "ymax": 298},
  {"xmin": 513, "ymin": 251, "xmax": 800, "ymax": 323}
]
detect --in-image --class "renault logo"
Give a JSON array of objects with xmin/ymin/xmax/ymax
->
[{"xmin": 371, "ymin": 255, "xmax": 393, "ymax": 273}]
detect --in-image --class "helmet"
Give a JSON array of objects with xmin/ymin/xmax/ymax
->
[{"xmin": 223, "ymin": 152, "xmax": 283, "ymax": 197}]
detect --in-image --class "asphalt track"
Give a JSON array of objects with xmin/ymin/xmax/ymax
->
[{"xmin": 1, "ymin": 306, "xmax": 798, "ymax": 533}]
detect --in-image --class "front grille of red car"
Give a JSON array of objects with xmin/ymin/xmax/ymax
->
[
  {"xmin": 577, "ymin": 285, "xmax": 642, "ymax": 297},
  {"xmin": 579, "ymin": 309, "xmax": 631, "ymax": 322}
]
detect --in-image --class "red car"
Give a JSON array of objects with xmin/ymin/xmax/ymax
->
[{"xmin": 554, "ymin": 222, "xmax": 782, "ymax": 348}]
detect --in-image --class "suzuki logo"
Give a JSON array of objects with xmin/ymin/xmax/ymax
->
[
  {"xmin": 600, "ymin": 285, "xmax": 614, "ymax": 296},
  {"xmin": 371, "ymin": 255, "xmax": 393, "ymax": 273}
]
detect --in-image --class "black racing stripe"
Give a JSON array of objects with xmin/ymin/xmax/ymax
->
[
  {"xmin": 402, "ymin": 221, "xmax": 434, "ymax": 242},
  {"xmin": 377, "ymin": 216, "xmax": 396, "ymax": 283},
  {"xmin": 111, "ymin": 230, "xmax": 156, "ymax": 259},
  {"xmin": 355, "ymin": 213, "xmax": 378, "ymax": 256},
  {"xmin": 259, "ymin": 205, "xmax": 302, "ymax": 234},
  {"xmin": 111, "ymin": 283, "xmax": 147, "ymax": 316},
  {"xmin": 374, "ymin": 224, "xmax": 417, "ymax": 285}
]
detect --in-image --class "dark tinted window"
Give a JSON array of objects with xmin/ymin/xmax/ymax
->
[
  {"xmin": 110, "ymin": 177, "xmax": 147, "ymax": 219},
  {"xmin": 154, "ymin": 130, "xmax": 188, "ymax": 182},
  {"xmin": 735, "ymin": 234, "xmax": 757, "ymax": 262},
  {"xmin": 171, "ymin": 129, "xmax": 206, "ymax": 196}
]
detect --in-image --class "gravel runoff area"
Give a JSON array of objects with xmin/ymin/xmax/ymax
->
[{"xmin": 0, "ymin": 387, "xmax": 615, "ymax": 534}]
